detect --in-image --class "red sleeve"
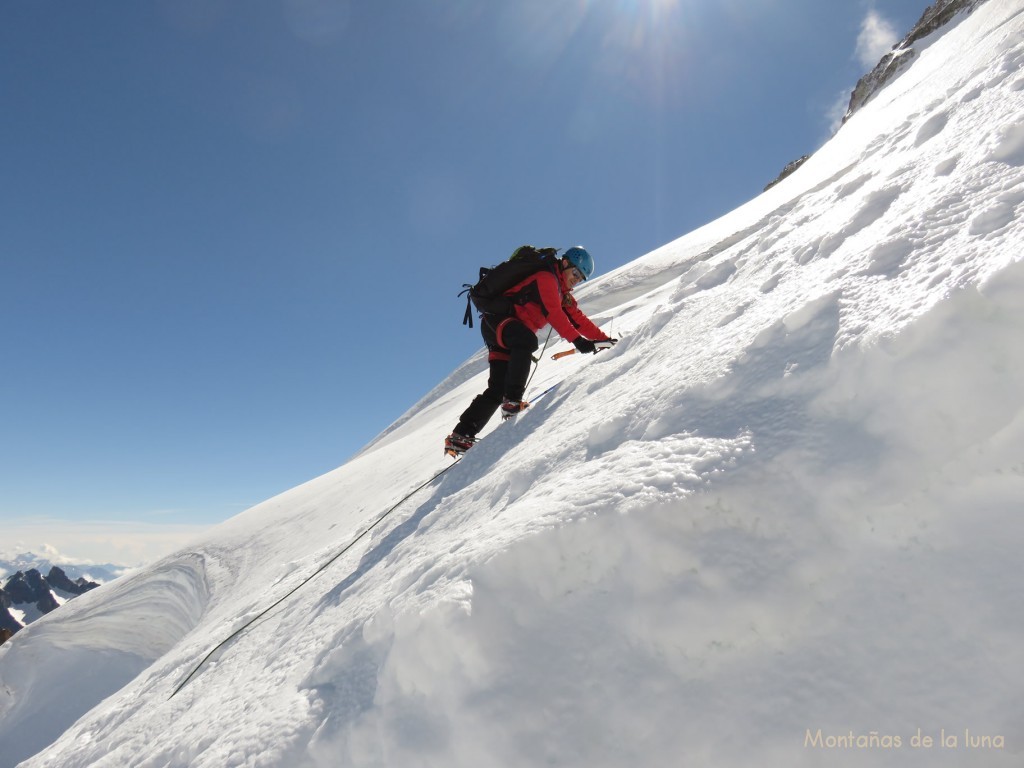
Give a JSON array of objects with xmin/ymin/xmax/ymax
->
[
  {"xmin": 535, "ymin": 272, "xmax": 584, "ymax": 342},
  {"xmin": 565, "ymin": 299, "xmax": 608, "ymax": 341},
  {"xmin": 534, "ymin": 273, "xmax": 609, "ymax": 341}
]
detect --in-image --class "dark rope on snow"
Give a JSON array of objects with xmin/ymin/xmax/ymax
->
[{"xmin": 169, "ymin": 458, "xmax": 461, "ymax": 699}]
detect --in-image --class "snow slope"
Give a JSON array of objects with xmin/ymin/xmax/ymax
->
[{"xmin": 3, "ymin": 2, "xmax": 1024, "ymax": 766}]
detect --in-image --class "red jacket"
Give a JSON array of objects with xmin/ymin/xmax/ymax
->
[{"xmin": 504, "ymin": 267, "xmax": 607, "ymax": 343}]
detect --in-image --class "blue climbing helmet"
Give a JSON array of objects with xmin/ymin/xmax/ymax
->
[{"xmin": 563, "ymin": 246, "xmax": 594, "ymax": 281}]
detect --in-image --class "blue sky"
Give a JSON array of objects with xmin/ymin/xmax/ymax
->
[{"xmin": 1, "ymin": 0, "xmax": 929, "ymax": 563}]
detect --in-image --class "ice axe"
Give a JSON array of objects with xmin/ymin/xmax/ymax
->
[{"xmin": 551, "ymin": 339, "xmax": 616, "ymax": 360}]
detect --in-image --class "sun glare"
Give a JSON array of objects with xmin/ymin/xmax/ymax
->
[
  {"xmin": 581, "ymin": 0, "xmax": 695, "ymax": 105},
  {"xmin": 494, "ymin": 0, "xmax": 702, "ymax": 109},
  {"xmin": 602, "ymin": 0, "xmax": 685, "ymax": 26}
]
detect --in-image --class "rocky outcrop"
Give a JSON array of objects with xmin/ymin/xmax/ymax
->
[
  {"xmin": 764, "ymin": 154, "xmax": 811, "ymax": 192},
  {"xmin": 765, "ymin": 0, "xmax": 990, "ymax": 190},
  {"xmin": 45, "ymin": 566, "xmax": 100, "ymax": 596},
  {"xmin": 3, "ymin": 570, "xmax": 59, "ymax": 613},
  {"xmin": 843, "ymin": 0, "xmax": 989, "ymax": 123},
  {"xmin": 1, "ymin": 590, "xmax": 21, "ymax": 636},
  {"xmin": 0, "ymin": 567, "xmax": 101, "ymax": 637}
]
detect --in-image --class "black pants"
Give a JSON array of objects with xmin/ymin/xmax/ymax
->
[{"xmin": 453, "ymin": 317, "xmax": 538, "ymax": 438}]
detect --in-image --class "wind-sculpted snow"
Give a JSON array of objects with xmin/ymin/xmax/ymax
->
[
  {"xmin": 0, "ymin": 555, "xmax": 209, "ymax": 767},
  {"xmin": 5, "ymin": 3, "xmax": 1024, "ymax": 767}
]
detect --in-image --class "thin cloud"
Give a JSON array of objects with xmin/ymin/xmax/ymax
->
[
  {"xmin": 824, "ymin": 9, "xmax": 902, "ymax": 134},
  {"xmin": 856, "ymin": 9, "xmax": 900, "ymax": 69},
  {"xmin": 827, "ymin": 89, "xmax": 852, "ymax": 135},
  {"xmin": 2, "ymin": 519, "xmax": 211, "ymax": 568}
]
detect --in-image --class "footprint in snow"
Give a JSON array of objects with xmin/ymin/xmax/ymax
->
[
  {"xmin": 969, "ymin": 201, "xmax": 1016, "ymax": 237},
  {"xmin": 914, "ymin": 111, "xmax": 950, "ymax": 148},
  {"xmin": 835, "ymin": 173, "xmax": 872, "ymax": 200},
  {"xmin": 1000, "ymin": 47, "xmax": 1024, "ymax": 75},
  {"xmin": 860, "ymin": 237, "xmax": 915, "ymax": 279},
  {"xmin": 847, "ymin": 186, "xmax": 905, "ymax": 236},
  {"xmin": 717, "ymin": 301, "xmax": 754, "ymax": 328},
  {"xmin": 693, "ymin": 259, "xmax": 738, "ymax": 291},
  {"xmin": 759, "ymin": 273, "xmax": 783, "ymax": 294},
  {"xmin": 888, "ymin": 119, "xmax": 915, "ymax": 148},
  {"xmin": 960, "ymin": 85, "xmax": 983, "ymax": 103},
  {"xmin": 934, "ymin": 155, "xmax": 959, "ymax": 176},
  {"xmin": 987, "ymin": 121, "xmax": 1024, "ymax": 166},
  {"xmin": 671, "ymin": 259, "xmax": 737, "ymax": 303},
  {"xmin": 793, "ymin": 233, "xmax": 844, "ymax": 265}
]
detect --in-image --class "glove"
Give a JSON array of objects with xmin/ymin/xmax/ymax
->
[{"xmin": 573, "ymin": 337, "xmax": 597, "ymax": 354}]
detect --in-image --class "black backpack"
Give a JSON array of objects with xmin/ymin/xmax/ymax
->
[{"xmin": 461, "ymin": 246, "xmax": 559, "ymax": 328}]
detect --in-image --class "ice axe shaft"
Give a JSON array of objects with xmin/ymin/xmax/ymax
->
[{"xmin": 551, "ymin": 339, "xmax": 617, "ymax": 360}]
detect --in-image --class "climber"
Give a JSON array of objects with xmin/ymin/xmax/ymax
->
[{"xmin": 445, "ymin": 245, "xmax": 615, "ymax": 457}]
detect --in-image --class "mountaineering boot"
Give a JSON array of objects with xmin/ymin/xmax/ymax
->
[
  {"xmin": 500, "ymin": 398, "xmax": 529, "ymax": 420},
  {"xmin": 444, "ymin": 432, "xmax": 477, "ymax": 458}
]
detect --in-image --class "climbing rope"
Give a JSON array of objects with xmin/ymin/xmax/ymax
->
[
  {"xmin": 169, "ymin": 458, "xmax": 461, "ymax": 699},
  {"xmin": 524, "ymin": 327, "xmax": 554, "ymax": 399}
]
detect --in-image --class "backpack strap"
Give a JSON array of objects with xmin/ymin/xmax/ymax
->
[
  {"xmin": 460, "ymin": 266, "xmax": 493, "ymax": 328},
  {"xmin": 459, "ymin": 284, "xmax": 474, "ymax": 328}
]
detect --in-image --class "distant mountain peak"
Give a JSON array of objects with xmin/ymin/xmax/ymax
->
[{"xmin": 0, "ymin": 563, "xmax": 105, "ymax": 642}]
